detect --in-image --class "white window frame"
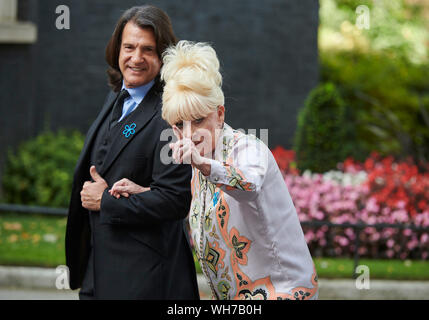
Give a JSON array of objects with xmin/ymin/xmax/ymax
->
[{"xmin": 0, "ymin": 0, "xmax": 37, "ymax": 44}]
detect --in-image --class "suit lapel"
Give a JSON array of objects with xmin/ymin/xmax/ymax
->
[
  {"xmin": 75, "ymin": 91, "xmax": 118, "ymax": 172},
  {"xmin": 99, "ymin": 87, "xmax": 161, "ymax": 176}
]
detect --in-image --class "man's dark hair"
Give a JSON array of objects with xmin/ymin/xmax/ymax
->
[{"xmin": 105, "ymin": 5, "xmax": 178, "ymax": 92}]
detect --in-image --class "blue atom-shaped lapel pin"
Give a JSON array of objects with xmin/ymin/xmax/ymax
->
[{"xmin": 123, "ymin": 123, "xmax": 137, "ymax": 138}]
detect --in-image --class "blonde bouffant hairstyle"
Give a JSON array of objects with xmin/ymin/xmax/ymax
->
[{"xmin": 161, "ymin": 40, "xmax": 225, "ymax": 126}]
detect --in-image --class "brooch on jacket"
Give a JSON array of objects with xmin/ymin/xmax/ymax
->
[{"xmin": 123, "ymin": 123, "xmax": 137, "ymax": 138}]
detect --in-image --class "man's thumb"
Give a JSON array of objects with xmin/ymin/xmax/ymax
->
[{"xmin": 90, "ymin": 166, "xmax": 103, "ymax": 182}]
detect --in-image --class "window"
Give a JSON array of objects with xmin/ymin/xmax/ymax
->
[{"xmin": 0, "ymin": 0, "xmax": 37, "ymax": 44}]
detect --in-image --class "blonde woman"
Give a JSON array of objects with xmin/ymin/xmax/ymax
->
[{"xmin": 110, "ymin": 41, "xmax": 318, "ymax": 300}]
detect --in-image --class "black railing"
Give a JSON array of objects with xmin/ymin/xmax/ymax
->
[
  {"xmin": 1, "ymin": 203, "xmax": 428, "ymax": 278},
  {"xmin": 0, "ymin": 203, "xmax": 68, "ymax": 216}
]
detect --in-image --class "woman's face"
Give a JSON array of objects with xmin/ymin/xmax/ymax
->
[{"xmin": 173, "ymin": 106, "xmax": 225, "ymax": 157}]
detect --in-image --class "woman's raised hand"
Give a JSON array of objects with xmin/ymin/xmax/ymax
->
[
  {"xmin": 169, "ymin": 125, "xmax": 211, "ymax": 176},
  {"xmin": 170, "ymin": 125, "xmax": 204, "ymax": 167},
  {"xmin": 109, "ymin": 178, "xmax": 150, "ymax": 199}
]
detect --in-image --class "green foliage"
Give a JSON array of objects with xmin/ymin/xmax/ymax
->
[
  {"xmin": 294, "ymin": 83, "xmax": 361, "ymax": 173},
  {"xmin": 317, "ymin": 0, "xmax": 429, "ymax": 164},
  {"xmin": 320, "ymin": 0, "xmax": 429, "ymax": 64},
  {"xmin": 2, "ymin": 130, "xmax": 84, "ymax": 208},
  {"xmin": 321, "ymin": 50, "xmax": 429, "ymax": 163}
]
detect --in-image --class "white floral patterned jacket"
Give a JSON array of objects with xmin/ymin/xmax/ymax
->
[{"xmin": 189, "ymin": 123, "xmax": 318, "ymax": 300}]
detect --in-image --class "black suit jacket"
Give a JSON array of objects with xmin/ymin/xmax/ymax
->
[{"xmin": 65, "ymin": 84, "xmax": 199, "ymax": 299}]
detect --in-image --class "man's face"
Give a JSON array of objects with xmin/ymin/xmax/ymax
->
[{"xmin": 119, "ymin": 22, "xmax": 161, "ymax": 88}]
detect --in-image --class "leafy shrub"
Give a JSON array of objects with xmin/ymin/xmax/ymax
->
[
  {"xmin": 321, "ymin": 50, "xmax": 429, "ymax": 164},
  {"xmin": 320, "ymin": 0, "xmax": 429, "ymax": 64},
  {"xmin": 293, "ymin": 82, "xmax": 361, "ymax": 173},
  {"xmin": 2, "ymin": 130, "xmax": 84, "ymax": 208},
  {"xmin": 318, "ymin": 0, "xmax": 429, "ymax": 165}
]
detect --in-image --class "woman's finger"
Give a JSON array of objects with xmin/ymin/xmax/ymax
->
[
  {"xmin": 113, "ymin": 178, "xmax": 130, "ymax": 188},
  {"xmin": 110, "ymin": 190, "xmax": 128, "ymax": 199},
  {"xmin": 112, "ymin": 185, "xmax": 134, "ymax": 193},
  {"xmin": 180, "ymin": 148, "xmax": 193, "ymax": 165},
  {"xmin": 174, "ymin": 140, "xmax": 194, "ymax": 164},
  {"xmin": 111, "ymin": 181, "xmax": 131, "ymax": 193},
  {"xmin": 172, "ymin": 125, "xmax": 183, "ymax": 141},
  {"xmin": 109, "ymin": 189, "xmax": 118, "ymax": 197},
  {"xmin": 173, "ymin": 142, "xmax": 183, "ymax": 164},
  {"xmin": 170, "ymin": 139, "xmax": 184, "ymax": 164},
  {"xmin": 183, "ymin": 122, "xmax": 192, "ymax": 142}
]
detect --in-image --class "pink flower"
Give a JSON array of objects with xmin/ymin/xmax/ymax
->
[
  {"xmin": 407, "ymin": 239, "xmax": 418, "ymax": 250},
  {"xmin": 319, "ymin": 239, "xmax": 327, "ymax": 246},
  {"xmin": 366, "ymin": 197, "xmax": 379, "ymax": 213},
  {"xmin": 396, "ymin": 201, "xmax": 406, "ymax": 210},
  {"xmin": 403, "ymin": 229, "xmax": 412, "ymax": 237},
  {"xmin": 282, "ymin": 151, "xmax": 429, "ymax": 260}
]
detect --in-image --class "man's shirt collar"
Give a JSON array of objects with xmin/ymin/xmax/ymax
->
[{"xmin": 122, "ymin": 80, "xmax": 155, "ymax": 105}]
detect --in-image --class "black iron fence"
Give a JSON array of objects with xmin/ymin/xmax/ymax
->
[
  {"xmin": 0, "ymin": 203, "xmax": 67, "ymax": 217},
  {"xmin": 1, "ymin": 203, "xmax": 428, "ymax": 278}
]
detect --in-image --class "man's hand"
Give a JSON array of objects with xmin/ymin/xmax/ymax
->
[{"xmin": 81, "ymin": 166, "xmax": 108, "ymax": 211}]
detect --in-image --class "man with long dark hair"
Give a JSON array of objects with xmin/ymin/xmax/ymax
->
[{"xmin": 65, "ymin": 5, "xmax": 199, "ymax": 300}]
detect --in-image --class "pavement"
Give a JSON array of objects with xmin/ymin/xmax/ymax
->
[{"xmin": 0, "ymin": 266, "xmax": 428, "ymax": 300}]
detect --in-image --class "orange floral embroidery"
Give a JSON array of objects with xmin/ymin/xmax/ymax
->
[
  {"xmin": 234, "ymin": 265, "xmax": 318, "ymax": 300},
  {"xmin": 229, "ymin": 227, "xmax": 251, "ymax": 265},
  {"xmin": 204, "ymin": 239, "xmax": 226, "ymax": 277}
]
